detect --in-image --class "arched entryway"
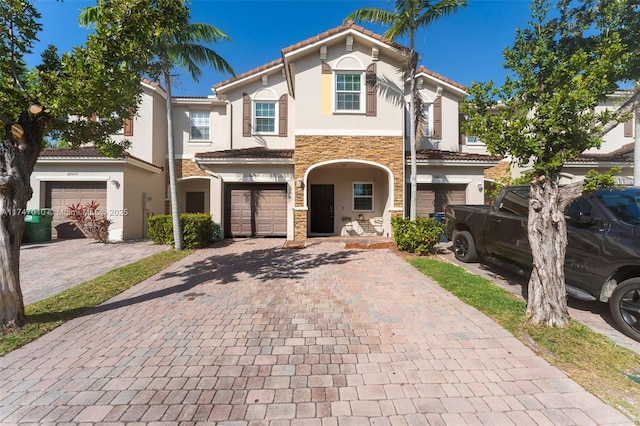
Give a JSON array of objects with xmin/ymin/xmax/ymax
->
[{"xmin": 302, "ymin": 160, "xmax": 394, "ymax": 237}]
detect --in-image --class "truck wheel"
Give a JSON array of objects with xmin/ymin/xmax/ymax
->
[
  {"xmin": 453, "ymin": 230, "xmax": 478, "ymax": 262},
  {"xmin": 609, "ymin": 278, "xmax": 640, "ymax": 342}
]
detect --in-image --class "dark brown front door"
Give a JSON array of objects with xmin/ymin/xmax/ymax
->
[
  {"xmin": 310, "ymin": 185, "xmax": 334, "ymax": 234},
  {"xmin": 185, "ymin": 192, "xmax": 205, "ymax": 213}
]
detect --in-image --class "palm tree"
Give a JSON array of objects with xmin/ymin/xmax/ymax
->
[
  {"xmin": 80, "ymin": 1, "xmax": 234, "ymax": 250},
  {"xmin": 346, "ymin": 0, "xmax": 467, "ymax": 220}
]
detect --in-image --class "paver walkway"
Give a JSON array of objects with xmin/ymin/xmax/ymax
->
[
  {"xmin": 20, "ymin": 239, "xmax": 168, "ymax": 305},
  {"xmin": 1, "ymin": 238, "xmax": 633, "ymax": 424}
]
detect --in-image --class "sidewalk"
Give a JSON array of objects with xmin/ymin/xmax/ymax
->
[{"xmin": 1, "ymin": 238, "xmax": 633, "ymax": 424}]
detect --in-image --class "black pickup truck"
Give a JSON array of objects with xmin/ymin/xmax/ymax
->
[{"xmin": 444, "ymin": 185, "xmax": 640, "ymax": 342}]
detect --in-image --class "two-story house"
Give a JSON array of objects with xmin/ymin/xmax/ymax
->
[{"xmin": 27, "ymin": 22, "xmax": 633, "ymax": 243}]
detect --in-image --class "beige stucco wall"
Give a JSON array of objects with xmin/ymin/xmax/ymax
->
[
  {"xmin": 111, "ymin": 84, "xmax": 167, "ymax": 167},
  {"xmin": 293, "ymin": 42, "xmax": 404, "ymax": 135},
  {"xmin": 307, "ymin": 166, "xmax": 390, "ymax": 236},
  {"xmin": 221, "ymin": 68, "xmax": 295, "ymax": 150},
  {"xmin": 172, "ymin": 101, "xmax": 230, "ymax": 159},
  {"xmin": 414, "ymin": 86, "xmax": 465, "ymax": 153},
  {"xmin": 122, "ymin": 165, "xmax": 164, "ymax": 240}
]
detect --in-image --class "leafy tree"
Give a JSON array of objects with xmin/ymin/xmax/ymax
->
[
  {"xmin": 80, "ymin": 0, "xmax": 234, "ymax": 251},
  {"xmin": 346, "ymin": 0, "xmax": 467, "ymax": 220},
  {"xmin": 462, "ymin": 0, "xmax": 639, "ymax": 327},
  {"xmin": 0, "ymin": 0, "xmax": 191, "ymax": 328}
]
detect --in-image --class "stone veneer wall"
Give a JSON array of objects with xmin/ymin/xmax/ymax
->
[
  {"xmin": 164, "ymin": 160, "xmax": 210, "ymax": 213},
  {"xmin": 294, "ymin": 135, "xmax": 404, "ymax": 241}
]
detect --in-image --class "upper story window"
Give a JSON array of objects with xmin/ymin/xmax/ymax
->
[
  {"xmin": 190, "ymin": 111, "xmax": 210, "ymax": 141},
  {"xmin": 353, "ymin": 182, "xmax": 374, "ymax": 211},
  {"xmin": 254, "ymin": 101, "xmax": 276, "ymax": 134},
  {"xmin": 336, "ymin": 72, "xmax": 363, "ymax": 112},
  {"xmin": 422, "ymin": 103, "xmax": 433, "ymax": 137}
]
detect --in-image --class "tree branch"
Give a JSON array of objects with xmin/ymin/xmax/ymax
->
[{"xmin": 558, "ymin": 180, "xmax": 584, "ymax": 211}]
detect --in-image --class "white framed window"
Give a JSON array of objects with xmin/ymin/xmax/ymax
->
[
  {"xmin": 335, "ymin": 72, "xmax": 364, "ymax": 112},
  {"xmin": 353, "ymin": 182, "xmax": 374, "ymax": 211},
  {"xmin": 422, "ymin": 103, "xmax": 434, "ymax": 137},
  {"xmin": 466, "ymin": 136, "xmax": 484, "ymax": 144},
  {"xmin": 190, "ymin": 111, "xmax": 210, "ymax": 141},
  {"xmin": 254, "ymin": 101, "xmax": 277, "ymax": 134}
]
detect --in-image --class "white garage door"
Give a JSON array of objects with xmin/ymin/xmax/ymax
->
[
  {"xmin": 45, "ymin": 181, "xmax": 107, "ymax": 238},
  {"xmin": 226, "ymin": 185, "xmax": 287, "ymax": 237}
]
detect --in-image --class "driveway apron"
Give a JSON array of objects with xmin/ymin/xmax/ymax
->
[{"xmin": 1, "ymin": 238, "xmax": 633, "ymax": 425}]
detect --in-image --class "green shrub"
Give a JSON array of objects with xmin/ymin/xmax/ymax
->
[
  {"xmin": 391, "ymin": 216, "xmax": 443, "ymax": 255},
  {"xmin": 148, "ymin": 213, "xmax": 221, "ymax": 249}
]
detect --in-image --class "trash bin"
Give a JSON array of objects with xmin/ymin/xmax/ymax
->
[
  {"xmin": 429, "ymin": 212, "xmax": 448, "ymax": 242},
  {"xmin": 23, "ymin": 209, "xmax": 53, "ymax": 243}
]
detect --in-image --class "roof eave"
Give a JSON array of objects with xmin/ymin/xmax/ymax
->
[
  {"xmin": 215, "ymin": 62, "xmax": 285, "ymax": 94},
  {"xmin": 196, "ymin": 158, "xmax": 295, "ymax": 165},
  {"xmin": 282, "ymin": 28, "xmax": 406, "ymax": 63}
]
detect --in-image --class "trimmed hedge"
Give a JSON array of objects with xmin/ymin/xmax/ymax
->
[
  {"xmin": 391, "ymin": 216, "xmax": 443, "ymax": 255},
  {"xmin": 148, "ymin": 213, "xmax": 222, "ymax": 249}
]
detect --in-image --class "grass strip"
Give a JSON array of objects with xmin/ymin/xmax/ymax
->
[
  {"xmin": 0, "ymin": 249, "xmax": 191, "ymax": 356},
  {"xmin": 410, "ymin": 257, "xmax": 640, "ymax": 424}
]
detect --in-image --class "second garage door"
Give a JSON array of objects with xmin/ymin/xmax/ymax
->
[
  {"xmin": 225, "ymin": 184, "xmax": 287, "ymax": 237},
  {"xmin": 415, "ymin": 183, "xmax": 467, "ymax": 216},
  {"xmin": 45, "ymin": 181, "xmax": 107, "ymax": 238}
]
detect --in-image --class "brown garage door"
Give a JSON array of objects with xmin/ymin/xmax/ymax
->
[
  {"xmin": 225, "ymin": 184, "xmax": 287, "ymax": 237},
  {"xmin": 45, "ymin": 181, "xmax": 107, "ymax": 238},
  {"xmin": 415, "ymin": 183, "xmax": 467, "ymax": 216}
]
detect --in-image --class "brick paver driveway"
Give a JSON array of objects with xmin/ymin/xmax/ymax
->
[{"xmin": 1, "ymin": 238, "xmax": 632, "ymax": 424}]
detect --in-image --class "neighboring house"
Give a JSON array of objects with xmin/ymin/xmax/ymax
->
[
  {"xmin": 488, "ymin": 91, "xmax": 637, "ymax": 187},
  {"xmin": 27, "ymin": 80, "xmax": 167, "ymax": 241},
  {"xmin": 30, "ymin": 22, "xmax": 632, "ymax": 243}
]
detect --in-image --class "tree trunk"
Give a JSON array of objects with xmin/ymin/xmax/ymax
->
[
  {"xmin": 526, "ymin": 176, "xmax": 583, "ymax": 326},
  {"xmin": 409, "ymin": 31, "xmax": 417, "ymax": 221},
  {"xmin": 164, "ymin": 71, "xmax": 183, "ymax": 250},
  {"xmin": 0, "ymin": 106, "xmax": 46, "ymax": 328}
]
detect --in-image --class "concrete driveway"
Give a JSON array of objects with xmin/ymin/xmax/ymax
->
[
  {"xmin": 1, "ymin": 238, "xmax": 633, "ymax": 424},
  {"xmin": 435, "ymin": 242, "xmax": 640, "ymax": 355}
]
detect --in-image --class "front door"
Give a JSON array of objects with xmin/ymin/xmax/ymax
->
[
  {"xmin": 185, "ymin": 192, "xmax": 205, "ymax": 213},
  {"xmin": 310, "ymin": 185, "xmax": 334, "ymax": 234}
]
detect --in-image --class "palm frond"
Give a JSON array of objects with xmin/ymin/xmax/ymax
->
[{"xmin": 345, "ymin": 8, "xmax": 397, "ymax": 26}]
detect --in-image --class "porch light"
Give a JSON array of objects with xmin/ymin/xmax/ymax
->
[{"xmin": 296, "ymin": 178, "xmax": 305, "ymax": 189}]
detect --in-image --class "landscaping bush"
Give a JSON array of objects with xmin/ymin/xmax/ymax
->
[
  {"xmin": 391, "ymin": 216, "xmax": 443, "ymax": 255},
  {"xmin": 66, "ymin": 201, "xmax": 113, "ymax": 243},
  {"xmin": 148, "ymin": 213, "xmax": 221, "ymax": 249}
]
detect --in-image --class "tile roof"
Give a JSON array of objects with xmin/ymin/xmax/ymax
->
[
  {"xmin": 571, "ymin": 143, "xmax": 634, "ymax": 163},
  {"xmin": 214, "ymin": 21, "xmax": 406, "ymax": 91},
  {"xmin": 414, "ymin": 149, "xmax": 500, "ymax": 162},
  {"xmin": 280, "ymin": 21, "xmax": 406, "ymax": 55},
  {"xmin": 214, "ymin": 58, "xmax": 283, "ymax": 90},
  {"xmin": 415, "ymin": 66, "xmax": 467, "ymax": 92},
  {"xmin": 195, "ymin": 147, "xmax": 294, "ymax": 160},
  {"xmin": 39, "ymin": 147, "xmax": 164, "ymax": 170}
]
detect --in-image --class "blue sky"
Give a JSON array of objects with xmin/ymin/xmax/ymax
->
[{"xmin": 27, "ymin": 0, "xmax": 534, "ymax": 96}]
